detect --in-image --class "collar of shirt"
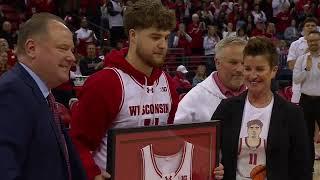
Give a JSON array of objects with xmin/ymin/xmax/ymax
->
[
  {"xmin": 213, "ymin": 72, "xmax": 246, "ymax": 98},
  {"xmin": 20, "ymin": 62, "xmax": 50, "ymax": 98}
]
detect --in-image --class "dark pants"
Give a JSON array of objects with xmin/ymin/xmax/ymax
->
[
  {"xmin": 110, "ymin": 26, "xmax": 125, "ymax": 48},
  {"xmin": 300, "ymin": 93, "xmax": 320, "ymax": 169}
]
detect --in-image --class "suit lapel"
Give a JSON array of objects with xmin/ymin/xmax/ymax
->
[
  {"xmin": 266, "ymin": 94, "xmax": 285, "ymax": 158},
  {"xmin": 231, "ymin": 93, "xmax": 247, "ymax": 162},
  {"xmin": 14, "ymin": 64, "xmax": 67, "ymax": 161}
]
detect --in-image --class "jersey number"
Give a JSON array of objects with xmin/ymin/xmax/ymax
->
[
  {"xmin": 144, "ymin": 118, "xmax": 159, "ymax": 126},
  {"xmin": 249, "ymin": 153, "xmax": 257, "ymax": 165}
]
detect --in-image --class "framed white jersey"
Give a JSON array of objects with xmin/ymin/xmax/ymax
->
[{"xmin": 141, "ymin": 141, "xmax": 194, "ymax": 180}]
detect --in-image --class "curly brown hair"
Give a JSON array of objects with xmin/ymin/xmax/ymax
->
[{"xmin": 123, "ymin": 0, "xmax": 176, "ymax": 35}]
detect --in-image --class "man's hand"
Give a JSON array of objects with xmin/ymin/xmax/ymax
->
[
  {"xmin": 213, "ymin": 163, "xmax": 224, "ymax": 180},
  {"xmin": 287, "ymin": 60, "xmax": 296, "ymax": 70},
  {"xmin": 94, "ymin": 170, "xmax": 111, "ymax": 180},
  {"xmin": 306, "ymin": 55, "xmax": 312, "ymax": 71}
]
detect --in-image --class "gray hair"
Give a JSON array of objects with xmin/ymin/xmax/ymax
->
[{"xmin": 215, "ymin": 36, "xmax": 247, "ymax": 59}]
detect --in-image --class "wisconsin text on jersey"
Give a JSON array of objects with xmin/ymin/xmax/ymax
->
[{"xmin": 129, "ymin": 104, "xmax": 170, "ymax": 116}]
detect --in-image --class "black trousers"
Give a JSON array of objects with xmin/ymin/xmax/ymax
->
[{"xmin": 300, "ymin": 93, "xmax": 320, "ymax": 169}]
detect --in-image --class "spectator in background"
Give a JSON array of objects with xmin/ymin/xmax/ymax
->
[
  {"xmin": 26, "ymin": 0, "xmax": 56, "ymax": 17},
  {"xmin": 79, "ymin": 43, "xmax": 101, "ymax": 76},
  {"xmin": 277, "ymin": 40, "xmax": 289, "ymax": 70},
  {"xmin": 75, "ymin": 17, "xmax": 97, "ymax": 56},
  {"xmin": 200, "ymin": 7, "xmax": 214, "ymax": 25},
  {"xmin": 260, "ymin": 0, "xmax": 273, "ymax": 21},
  {"xmin": 0, "ymin": 51, "xmax": 7, "ymax": 76},
  {"xmin": 173, "ymin": 23, "xmax": 192, "ymax": 55},
  {"xmin": 251, "ymin": 21, "xmax": 266, "ymax": 37},
  {"xmin": 174, "ymin": 0, "xmax": 186, "ymax": 23},
  {"xmin": 275, "ymin": 4, "xmax": 291, "ymax": 39},
  {"xmin": 107, "ymin": 0, "xmax": 125, "ymax": 48},
  {"xmin": 287, "ymin": 17, "xmax": 317, "ymax": 104},
  {"xmin": 173, "ymin": 65, "xmax": 192, "ymax": 94},
  {"xmin": 284, "ymin": 19, "xmax": 299, "ymax": 43},
  {"xmin": 0, "ymin": 21, "xmax": 16, "ymax": 49},
  {"xmin": 245, "ymin": 14, "xmax": 254, "ymax": 35},
  {"xmin": 192, "ymin": 64, "xmax": 206, "ymax": 87},
  {"xmin": 100, "ymin": 0, "xmax": 109, "ymax": 42},
  {"xmin": 265, "ymin": 22, "xmax": 278, "ymax": 40},
  {"xmin": 223, "ymin": 22, "xmax": 237, "ymax": 39},
  {"xmin": 272, "ymin": 0, "xmax": 290, "ymax": 19},
  {"xmin": 297, "ymin": 3, "xmax": 313, "ymax": 23},
  {"xmin": 228, "ymin": 3, "xmax": 241, "ymax": 27},
  {"xmin": 203, "ymin": 25, "xmax": 220, "ymax": 73},
  {"xmin": 251, "ymin": 3, "xmax": 267, "ymax": 25},
  {"xmin": 0, "ymin": 38, "xmax": 16, "ymax": 69},
  {"xmin": 237, "ymin": 27, "xmax": 249, "ymax": 41},
  {"xmin": 188, "ymin": 13, "xmax": 205, "ymax": 55}
]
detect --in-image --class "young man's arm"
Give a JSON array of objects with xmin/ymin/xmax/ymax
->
[{"xmin": 70, "ymin": 69, "xmax": 122, "ymax": 180}]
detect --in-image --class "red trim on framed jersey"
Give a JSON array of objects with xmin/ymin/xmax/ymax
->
[
  {"xmin": 150, "ymin": 142, "xmax": 187, "ymax": 178},
  {"xmin": 141, "ymin": 149, "xmax": 145, "ymax": 180}
]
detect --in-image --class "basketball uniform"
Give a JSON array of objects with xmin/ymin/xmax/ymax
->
[
  {"xmin": 93, "ymin": 67, "xmax": 173, "ymax": 170},
  {"xmin": 236, "ymin": 137, "xmax": 266, "ymax": 180},
  {"xmin": 141, "ymin": 141, "xmax": 194, "ymax": 180}
]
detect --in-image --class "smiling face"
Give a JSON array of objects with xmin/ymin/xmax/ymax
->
[
  {"xmin": 243, "ymin": 55, "xmax": 277, "ymax": 95},
  {"xmin": 31, "ymin": 20, "xmax": 75, "ymax": 88}
]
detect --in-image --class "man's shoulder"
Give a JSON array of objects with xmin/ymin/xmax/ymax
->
[
  {"xmin": 0, "ymin": 69, "xmax": 22, "ymax": 89},
  {"xmin": 82, "ymin": 67, "xmax": 123, "ymax": 90},
  {"xmin": 182, "ymin": 74, "xmax": 219, "ymax": 101},
  {"xmin": 291, "ymin": 37, "xmax": 306, "ymax": 45}
]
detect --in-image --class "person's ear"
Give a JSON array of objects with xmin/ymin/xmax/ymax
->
[
  {"xmin": 271, "ymin": 65, "xmax": 278, "ymax": 79},
  {"xmin": 25, "ymin": 39, "xmax": 37, "ymax": 59},
  {"xmin": 128, "ymin": 29, "xmax": 136, "ymax": 45}
]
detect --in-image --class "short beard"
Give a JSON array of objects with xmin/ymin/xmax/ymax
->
[{"xmin": 136, "ymin": 43, "xmax": 164, "ymax": 68}]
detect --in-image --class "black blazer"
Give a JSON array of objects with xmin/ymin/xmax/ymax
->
[
  {"xmin": 0, "ymin": 64, "xmax": 87, "ymax": 180},
  {"xmin": 212, "ymin": 92, "xmax": 312, "ymax": 180}
]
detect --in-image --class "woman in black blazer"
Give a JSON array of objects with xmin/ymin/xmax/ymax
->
[{"xmin": 212, "ymin": 37, "xmax": 312, "ymax": 180}]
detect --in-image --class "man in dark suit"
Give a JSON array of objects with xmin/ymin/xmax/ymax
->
[{"xmin": 0, "ymin": 13, "xmax": 87, "ymax": 180}]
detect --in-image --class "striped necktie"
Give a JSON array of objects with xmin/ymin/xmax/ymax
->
[{"xmin": 47, "ymin": 93, "xmax": 72, "ymax": 180}]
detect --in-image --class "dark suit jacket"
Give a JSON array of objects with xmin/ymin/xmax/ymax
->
[
  {"xmin": 0, "ymin": 64, "xmax": 87, "ymax": 180},
  {"xmin": 212, "ymin": 92, "xmax": 312, "ymax": 180}
]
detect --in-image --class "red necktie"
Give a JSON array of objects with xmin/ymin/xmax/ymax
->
[{"xmin": 47, "ymin": 93, "xmax": 72, "ymax": 180}]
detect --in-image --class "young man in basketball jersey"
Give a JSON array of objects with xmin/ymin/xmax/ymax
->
[{"xmin": 71, "ymin": 1, "xmax": 223, "ymax": 180}]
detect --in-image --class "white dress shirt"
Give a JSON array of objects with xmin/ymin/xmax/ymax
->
[{"xmin": 293, "ymin": 52, "xmax": 320, "ymax": 96}]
